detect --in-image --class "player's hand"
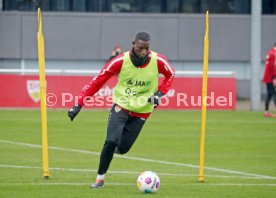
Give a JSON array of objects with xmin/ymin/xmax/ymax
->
[
  {"xmin": 273, "ymin": 77, "xmax": 276, "ymax": 87},
  {"xmin": 68, "ymin": 104, "xmax": 82, "ymax": 121},
  {"xmin": 148, "ymin": 91, "xmax": 164, "ymax": 108}
]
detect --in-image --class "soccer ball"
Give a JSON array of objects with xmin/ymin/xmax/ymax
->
[{"xmin": 137, "ymin": 171, "xmax": 160, "ymax": 193}]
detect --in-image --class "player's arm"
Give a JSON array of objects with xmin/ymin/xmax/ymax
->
[
  {"xmin": 148, "ymin": 54, "xmax": 175, "ymax": 108},
  {"xmin": 271, "ymin": 53, "xmax": 276, "ymax": 86},
  {"xmin": 68, "ymin": 55, "xmax": 124, "ymax": 121}
]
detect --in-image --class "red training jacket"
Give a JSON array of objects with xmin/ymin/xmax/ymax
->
[
  {"xmin": 77, "ymin": 50, "xmax": 175, "ymax": 118},
  {"xmin": 263, "ymin": 47, "xmax": 276, "ymax": 83}
]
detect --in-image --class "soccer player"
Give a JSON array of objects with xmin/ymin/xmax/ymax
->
[
  {"xmin": 68, "ymin": 32, "xmax": 175, "ymax": 188},
  {"xmin": 262, "ymin": 42, "xmax": 276, "ymax": 117}
]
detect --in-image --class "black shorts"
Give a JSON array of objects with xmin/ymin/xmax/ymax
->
[
  {"xmin": 105, "ymin": 104, "xmax": 146, "ymax": 151},
  {"xmin": 266, "ymin": 83, "xmax": 276, "ymax": 95}
]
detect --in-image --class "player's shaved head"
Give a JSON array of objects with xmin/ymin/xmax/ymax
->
[{"xmin": 135, "ymin": 32, "xmax": 151, "ymax": 42}]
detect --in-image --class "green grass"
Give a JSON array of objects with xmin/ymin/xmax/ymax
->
[{"xmin": 0, "ymin": 109, "xmax": 276, "ymax": 197}]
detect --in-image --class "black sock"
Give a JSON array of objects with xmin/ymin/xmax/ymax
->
[{"xmin": 97, "ymin": 141, "xmax": 116, "ymax": 175}]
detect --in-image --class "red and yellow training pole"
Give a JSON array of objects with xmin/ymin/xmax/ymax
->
[
  {"xmin": 37, "ymin": 8, "xmax": 50, "ymax": 179},
  {"xmin": 198, "ymin": 11, "xmax": 209, "ymax": 182}
]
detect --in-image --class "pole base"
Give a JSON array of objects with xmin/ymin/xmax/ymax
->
[{"xmin": 198, "ymin": 176, "xmax": 205, "ymax": 182}]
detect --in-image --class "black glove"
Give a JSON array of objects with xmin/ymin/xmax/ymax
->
[
  {"xmin": 148, "ymin": 91, "xmax": 164, "ymax": 108},
  {"xmin": 68, "ymin": 104, "xmax": 82, "ymax": 121}
]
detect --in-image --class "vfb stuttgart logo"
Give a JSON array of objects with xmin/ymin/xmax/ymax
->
[{"xmin": 27, "ymin": 80, "xmax": 41, "ymax": 103}]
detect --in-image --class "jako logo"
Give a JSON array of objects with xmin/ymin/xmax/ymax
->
[{"xmin": 126, "ymin": 79, "xmax": 151, "ymax": 87}]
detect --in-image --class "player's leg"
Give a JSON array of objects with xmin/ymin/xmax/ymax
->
[
  {"xmin": 272, "ymin": 85, "xmax": 276, "ymax": 107},
  {"xmin": 91, "ymin": 105, "xmax": 129, "ymax": 188},
  {"xmin": 264, "ymin": 83, "xmax": 274, "ymax": 117},
  {"xmin": 116, "ymin": 117, "xmax": 146, "ymax": 154}
]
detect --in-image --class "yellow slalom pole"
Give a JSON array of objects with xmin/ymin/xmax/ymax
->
[
  {"xmin": 198, "ymin": 11, "xmax": 209, "ymax": 182},
  {"xmin": 37, "ymin": 8, "xmax": 50, "ymax": 179}
]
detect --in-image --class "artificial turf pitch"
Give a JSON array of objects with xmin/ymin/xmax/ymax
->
[{"xmin": 0, "ymin": 109, "xmax": 275, "ymax": 197}]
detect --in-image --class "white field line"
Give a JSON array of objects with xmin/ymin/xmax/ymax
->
[
  {"xmin": 1, "ymin": 164, "xmax": 274, "ymax": 179},
  {"xmin": 1, "ymin": 117, "xmax": 275, "ymax": 124},
  {"xmin": 0, "ymin": 182, "xmax": 276, "ymax": 187},
  {"xmin": 1, "ymin": 139, "xmax": 276, "ymax": 180}
]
